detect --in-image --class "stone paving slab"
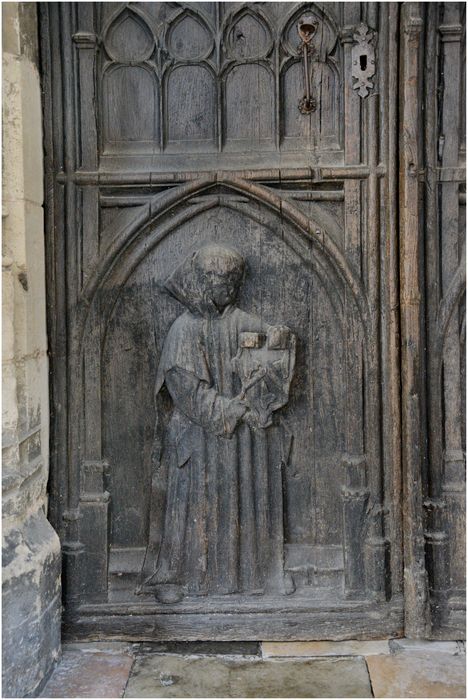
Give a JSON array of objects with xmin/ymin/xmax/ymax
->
[
  {"xmin": 388, "ymin": 638, "xmax": 464, "ymax": 655},
  {"xmin": 366, "ymin": 651, "xmax": 466, "ymax": 698},
  {"xmin": 124, "ymin": 655, "xmax": 372, "ymax": 698},
  {"xmin": 262, "ymin": 640, "xmax": 391, "ymax": 657},
  {"xmin": 40, "ymin": 649, "xmax": 134, "ymax": 698}
]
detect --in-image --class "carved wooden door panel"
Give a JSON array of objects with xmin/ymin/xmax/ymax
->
[{"xmin": 41, "ymin": 2, "xmax": 404, "ymax": 640}]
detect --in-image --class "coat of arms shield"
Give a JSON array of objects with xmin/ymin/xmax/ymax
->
[{"xmin": 232, "ymin": 326, "xmax": 296, "ymax": 429}]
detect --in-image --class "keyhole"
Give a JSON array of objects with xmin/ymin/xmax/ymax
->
[{"xmin": 360, "ymin": 54, "xmax": 367, "ymax": 71}]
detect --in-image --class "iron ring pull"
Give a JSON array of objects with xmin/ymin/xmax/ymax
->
[{"xmin": 297, "ymin": 16, "xmax": 318, "ymax": 114}]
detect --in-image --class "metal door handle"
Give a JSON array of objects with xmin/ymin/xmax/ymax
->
[{"xmin": 297, "ymin": 16, "xmax": 318, "ymax": 114}]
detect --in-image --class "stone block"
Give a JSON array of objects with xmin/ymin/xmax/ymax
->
[
  {"xmin": 3, "ymin": 202, "xmax": 46, "ymax": 357},
  {"xmin": 23, "ymin": 352, "xmax": 49, "ymax": 439},
  {"xmin": 262, "ymin": 640, "xmax": 391, "ymax": 657},
  {"xmin": 2, "ymin": 3, "xmax": 22, "ymax": 57},
  {"xmin": 23, "ymin": 200, "xmax": 47, "ymax": 349},
  {"xmin": 124, "ymin": 655, "xmax": 372, "ymax": 698},
  {"xmin": 2, "ymin": 361, "xmax": 19, "ymax": 449},
  {"xmin": 40, "ymin": 650, "xmax": 135, "ymax": 698},
  {"xmin": 17, "ymin": 3, "xmax": 39, "ymax": 65},
  {"xmin": 2, "ymin": 456, "xmax": 47, "ymax": 524},
  {"xmin": 2, "ymin": 4, "xmax": 59, "ymax": 699},
  {"xmin": 2, "ymin": 510, "xmax": 61, "ymax": 698},
  {"xmin": 2, "ymin": 258, "xmax": 16, "ymax": 363},
  {"xmin": 389, "ymin": 638, "xmax": 463, "ymax": 655},
  {"xmin": 366, "ymin": 651, "xmax": 466, "ymax": 698},
  {"xmin": 2, "ymin": 53, "xmax": 25, "ymax": 203},
  {"xmin": 137, "ymin": 642, "xmax": 261, "ymax": 656},
  {"xmin": 3, "ymin": 51, "xmax": 43, "ymax": 208},
  {"xmin": 2, "ymin": 194, "xmax": 27, "ymax": 269},
  {"xmin": 20, "ymin": 56, "xmax": 43, "ymax": 205}
]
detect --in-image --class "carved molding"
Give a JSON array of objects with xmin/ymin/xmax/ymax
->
[
  {"xmin": 75, "ymin": 177, "xmax": 370, "ymax": 361},
  {"xmin": 96, "ymin": 2, "xmax": 343, "ymax": 154}
]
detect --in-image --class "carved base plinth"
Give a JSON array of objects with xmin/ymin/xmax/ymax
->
[
  {"xmin": 341, "ymin": 453, "xmax": 369, "ymax": 598},
  {"xmin": 425, "ymin": 529, "xmax": 450, "ymax": 629},
  {"xmin": 364, "ymin": 536, "xmax": 390, "ymax": 601},
  {"xmin": 77, "ymin": 461, "xmax": 110, "ymax": 601},
  {"xmin": 424, "ymin": 494, "xmax": 451, "ymax": 630},
  {"xmin": 342, "ymin": 487, "xmax": 369, "ymax": 598},
  {"xmin": 62, "ymin": 541, "xmax": 86, "ymax": 606}
]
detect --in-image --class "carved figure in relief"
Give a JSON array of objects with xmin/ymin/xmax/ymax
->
[{"xmin": 138, "ymin": 244, "xmax": 296, "ymax": 603}]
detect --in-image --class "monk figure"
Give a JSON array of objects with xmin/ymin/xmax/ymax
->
[{"xmin": 138, "ymin": 244, "xmax": 296, "ymax": 603}]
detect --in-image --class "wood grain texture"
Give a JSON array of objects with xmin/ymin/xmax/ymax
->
[
  {"xmin": 423, "ymin": 2, "xmax": 466, "ymax": 639},
  {"xmin": 38, "ymin": 1, "xmax": 465, "ymax": 641},
  {"xmin": 398, "ymin": 2, "xmax": 430, "ymax": 638}
]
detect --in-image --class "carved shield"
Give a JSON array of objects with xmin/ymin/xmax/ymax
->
[{"xmin": 232, "ymin": 327, "xmax": 296, "ymax": 429}]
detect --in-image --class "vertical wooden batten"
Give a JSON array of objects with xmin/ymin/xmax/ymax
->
[
  {"xmin": 382, "ymin": 1, "xmax": 403, "ymax": 601},
  {"xmin": 424, "ymin": 2, "xmax": 466, "ymax": 638},
  {"xmin": 399, "ymin": 2, "xmax": 430, "ymax": 638}
]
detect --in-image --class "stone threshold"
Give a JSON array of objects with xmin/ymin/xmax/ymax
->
[
  {"xmin": 40, "ymin": 638, "xmax": 466, "ymax": 699},
  {"xmin": 261, "ymin": 638, "xmax": 465, "ymax": 657}
]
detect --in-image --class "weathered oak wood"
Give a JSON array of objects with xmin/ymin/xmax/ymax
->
[
  {"xmin": 423, "ymin": 2, "xmax": 466, "ymax": 639},
  {"xmin": 39, "ymin": 1, "xmax": 465, "ymax": 642},
  {"xmin": 398, "ymin": 3, "xmax": 430, "ymax": 638}
]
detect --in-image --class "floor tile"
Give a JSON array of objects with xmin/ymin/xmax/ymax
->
[
  {"xmin": 262, "ymin": 640, "xmax": 390, "ymax": 657},
  {"xmin": 40, "ymin": 650, "xmax": 134, "ymax": 698},
  {"xmin": 124, "ymin": 655, "xmax": 372, "ymax": 698},
  {"xmin": 366, "ymin": 651, "xmax": 466, "ymax": 698}
]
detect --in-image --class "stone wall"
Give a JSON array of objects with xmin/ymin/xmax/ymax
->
[{"xmin": 2, "ymin": 3, "xmax": 62, "ymax": 697}]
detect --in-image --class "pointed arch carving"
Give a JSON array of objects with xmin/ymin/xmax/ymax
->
[
  {"xmin": 280, "ymin": 2, "xmax": 339, "ymax": 60},
  {"xmin": 165, "ymin": 7, "xmax": 215, "ymax": 62},
  {"xmin": 75, "ymin": 177, "xmax": 369, "ymax": 358},
  {"xmin": 222, "ymin": 5, "xmax": 274, "ymax": 61},
  {"xmin": 279, "ymin": 3, "xmax": 341, "ymax": 150},
  {"xmin": 103, "ymin": 5, "xmax": 156, "ymax": 64}
]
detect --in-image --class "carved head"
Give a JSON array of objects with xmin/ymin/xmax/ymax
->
[
  {"xmin": 196, "ymin": 245, "xmax": 245, "ymax": 310},
  {"xmin": 164, "ymin": 244, "xmax": 245, "ymax": 315}
]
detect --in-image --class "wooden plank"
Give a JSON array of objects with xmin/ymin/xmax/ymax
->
[
  {"xmin": 380, "ymin": 1, "xmax": 403, "ymax": 598},
  {"xmin": 63, "ymin": 600, "xmax": 404, "ymax": 642},
  {"xmin": 399, "ymin": 2, "xmax": 430, "ymax": 638}
]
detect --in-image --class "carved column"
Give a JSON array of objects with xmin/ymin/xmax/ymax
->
[
  {"xmin": 341, "ymin": 455, "xmax": 369, "ymax": 597},
  {"xmin": 424, "ymin": 3, "xmax": 466, "ymax": 636},
  {"xmin": 79, "ymin": 461, "xmax": 110, "ymax": 601},
  {"xmin": 424, "ymin": 498, "xmax": 449, "ymax": 628},
  {"xmin": 438, "ymin": 7, "xmax": 466, "ymax": 624},
  {"xmin": 340, "ymin": 6, "xmax": 369, "ymax": 600},
  {"xmin": 363, "ymin": 4, "xmax": 388, "ymax": 603}
]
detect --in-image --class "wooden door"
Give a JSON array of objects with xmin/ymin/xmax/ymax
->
[{"xmin": 41, "ymin": 2, "xmax": 405, "ymax": 640}]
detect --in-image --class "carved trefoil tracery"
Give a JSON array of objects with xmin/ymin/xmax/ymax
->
[{"xmin": 97, "ymin": 2, "xmax": 343, "ymax": 157}]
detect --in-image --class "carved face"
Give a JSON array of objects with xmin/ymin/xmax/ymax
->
[
  {"xmin": 202, "ymin": 268, "xmax": 242, "ymax": 309},
  {"xmin": 164, "ymin": 244, "xmax": 245, "ymax": 315},
  {"xmin": 195, "ymin": 245, "xmax": 244, "ymax": 311}
]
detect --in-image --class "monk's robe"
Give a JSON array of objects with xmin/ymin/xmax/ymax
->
[{"xmin": 140, "ymin": 304, "xmax": 291, "ymax": 597}]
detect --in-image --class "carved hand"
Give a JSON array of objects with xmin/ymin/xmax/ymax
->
[
  {"xmin": 242, "ymin": 409, "xmax": 261, "ymax": 430},
  {"xmin": 229, "ymin": 396, "xmax": 249, "ymax": 420},
  {"xmin": 222, "ymin": 396, "xmax": 248, "ymax": 438}
]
